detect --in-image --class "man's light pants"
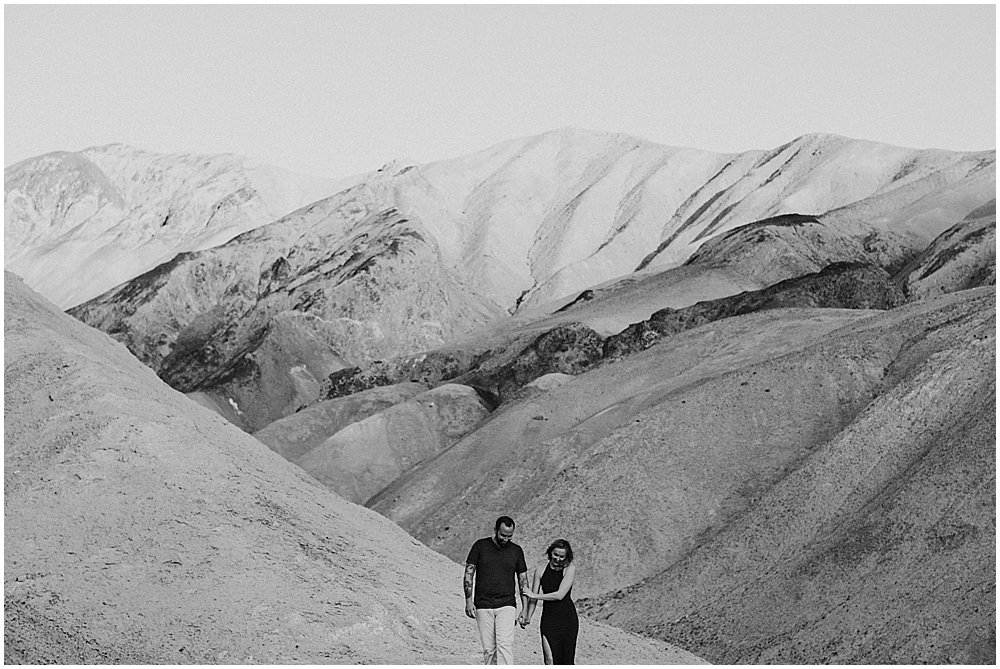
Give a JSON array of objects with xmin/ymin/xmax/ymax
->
[{"xmin": 475, "ymin": 606, "xmax": 517, "ymax": 665}]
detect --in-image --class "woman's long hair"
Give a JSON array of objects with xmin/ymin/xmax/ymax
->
[{"xmin": 546, "ymin": 538, "xmax": 574, "ymax": 565}]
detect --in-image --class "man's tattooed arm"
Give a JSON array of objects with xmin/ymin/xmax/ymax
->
[
  {"xmin": 464, "ymin": 563, "xmax": 476, "ymax": 599},
  {"xmin": 463, "ymin": 563, "xmax": 477, "ymax": 618},
  {"xmin": 517, "ymin": 571, "xmax": 529, "ymax": 597},
  {"xmin": 517, "ymin": 570, "xmax": 530, "ymax": 622}
]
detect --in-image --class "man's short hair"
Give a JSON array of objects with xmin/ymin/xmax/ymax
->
[{"xmin": 495, "ymin": 515, "xmax": 515, "ymax": 531}]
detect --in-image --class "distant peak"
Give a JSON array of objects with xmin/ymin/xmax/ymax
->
[
  {"xmin": 89, "ymin": 142, "xmax": 135, "ymax": 151},
  {"xmin": 791, "ymin": 132, "xmax": 849, "ymax": 143},
  {"xmin": 539, "ymin": 126, "xmax": 648, "ymax": 144},
  {"xmin": 368, "ymin": 158, "xmax": 420, "ymax": 180},
  {"xmin": 507, "ymin": 126, "xmax": 672, "ymax": 156},
  {"xmin": 82, "ymin": 142, "xmax": 143, "ymax": 155},
  {"xmin": 785, "ymin": 133, "xmax": 854, "ymax": 149}
]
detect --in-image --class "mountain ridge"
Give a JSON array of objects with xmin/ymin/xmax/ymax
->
[
  {"xmin": 8, "ymin": 129, "xmax": 994, "ymax": 312},
  {"xmin": 5, "ymin": 144, "xmax": 352, "ymax": 308},
  {"xmin": 44, "ymin": 129, "xmax": 992, "ymax": 431}
]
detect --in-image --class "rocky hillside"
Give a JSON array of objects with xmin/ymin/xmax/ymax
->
[
  {"xmin": 245, "ymin": 260, "xmax": 906, "ymax": 508},
  {"xmin": 896, "ymin": 199, "xmax": 996, "ymax": 299},
  {"xmin": 408, "ymin": 130, "xmax": 992, "ymax": 309},
  {"xmin": 316, "ymin": 260, "xmax": 905, "ymax": 404},
  {"xmin": 602, "ymin": 261, "xmax": 905, "ymax": 357},
  {"xmin": 60, "ymin": 131, "xmax": 994, "ymax": 432},
  {"xmin": 68, "ymin": 194, "xmax": 503, "ymax": 431},
  {"xmin": 4, "ymin": 272, "xmax": 702, "ymax": 665},
  {"xmin": 368, "ymin": 286, "xmax": 995, "ymax": 664},
  {"xmin": 4, "ymin": 144, "xmax": 346, "ymax": 308},
  {"xmin": 585, "ymin": 288, "xmax": 995, "ymax": 664}
]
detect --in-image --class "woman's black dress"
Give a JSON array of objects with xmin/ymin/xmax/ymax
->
[{"xmin": 539, "ymin": 564, "xmax": 579, "ymax": 664}]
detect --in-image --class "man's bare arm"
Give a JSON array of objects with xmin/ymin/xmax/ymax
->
[
  {"xmin": 521, "ymin": 567, "xmax": 540, "ymax": 625},
  {"xmin": 464, "ymin": 563, "xmax": 476, "ymax": 598},
  {"xmin": 463, "ymin": 563, "xmax": 477, "ymax": 618},
  {"xmin": 517, "ymin": 570, "xmax": 530, "ymax": 624}
]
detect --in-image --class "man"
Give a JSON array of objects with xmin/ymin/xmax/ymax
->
[{"xmin": 464, "ymin": 516, "xmax": 529, "ymax": 665}]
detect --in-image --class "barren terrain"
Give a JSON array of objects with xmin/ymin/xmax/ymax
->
[
  {"xmin": 4, "ymin": 273, "xmax": 702, "ymax": 664},
  {"xmin": 4, "ymin": 129, "xmax": 995, "ymax": 665}
]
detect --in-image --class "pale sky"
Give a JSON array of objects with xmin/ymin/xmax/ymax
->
[{"xmin": 4, "ymin": 3, "xmax": 996, "ymax": 179}]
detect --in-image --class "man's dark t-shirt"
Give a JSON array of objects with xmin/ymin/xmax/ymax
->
[{"xmin": 466, "ymin": 537, "xmax": 528, "ymax": 609}]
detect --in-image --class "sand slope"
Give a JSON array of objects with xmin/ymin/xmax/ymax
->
[
  {"xmin": 296, "ymin": 383, "xmax": 492, "ymax": 504},
  {"xmin": 253, "ymin": 382, "xmax": 428, "ymax": 462}
]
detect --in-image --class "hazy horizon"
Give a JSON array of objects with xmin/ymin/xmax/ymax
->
[{"xmin": 5, "ymin": 4, "xmax": 996, "ymax": 180}]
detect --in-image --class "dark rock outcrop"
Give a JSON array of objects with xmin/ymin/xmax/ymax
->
[
  {"xmin": 322, "ymin": 263, "xmax": 907, "ymax": 411},
  {"xmin": 321, "ymin": 322, "xmax": 605, "ymax": 404},
  {"xmin": 459, "ymin": 323, "xmax": 605, "ymax": 401},
  {"xmin": 555, "ymin": 289, "xmax": 595, "ymax": 313},
  {"xmin": 605, "ymin": 262, "xmax": 905, "ymax": 358},
  {"xmin": 323, "ymin": 364, "xmax": 402, "ymax": 401}
]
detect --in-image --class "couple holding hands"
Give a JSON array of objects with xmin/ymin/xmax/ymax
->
[{"xmin": 464, "ymin": 516, "xmax": 578, "ymax": 665}]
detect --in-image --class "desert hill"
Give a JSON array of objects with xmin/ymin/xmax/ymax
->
[
  {"xmin": 292, "ymin": 383, "xmax": 492, "ymax": 504},
  {"xmin": 54, "ymin": 130, "xmax": 995, "ymax": 432},
  {"xmin": 3, "ymin": 271, "xmax": 702, "ymax": 664},
  {"xmin": 586, "ymin": 287, "xmax": 995, "ymax": 664},
  {"xmin": 895, "ymin": 198, "xmax": 996, "ymax": 299},
  {"xmin": 367, "ymin": 286, "xmax": 995, "ymax": 665},
  {"xmin": 251, "ymin": 382, "xmax": 429, "ymax": 462}
]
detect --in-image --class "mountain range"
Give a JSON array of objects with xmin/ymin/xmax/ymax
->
[
  {"xmin": 4, "ymin": 128, "xmax": 995, "ymax": 663},
  {"xmin": 12, "ymin": 129, "xmax": 989, "ymax": 431},
  {"xmin": 5, "ymin": 144, "xmax": 352, "ymax": 309}
]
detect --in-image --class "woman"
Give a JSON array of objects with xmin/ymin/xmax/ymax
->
[{"xmin": 520, "ymin": 539, "xmax": 579, "ymax": 665}]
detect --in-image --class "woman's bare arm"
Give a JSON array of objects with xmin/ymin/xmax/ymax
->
[
  {"xmin": 523, "ymin": 566, "xmax": 541, "ymax": 622},
  {"xmin": 525, "ymin": 563, "xmax": 576, "ymax": 601}
]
